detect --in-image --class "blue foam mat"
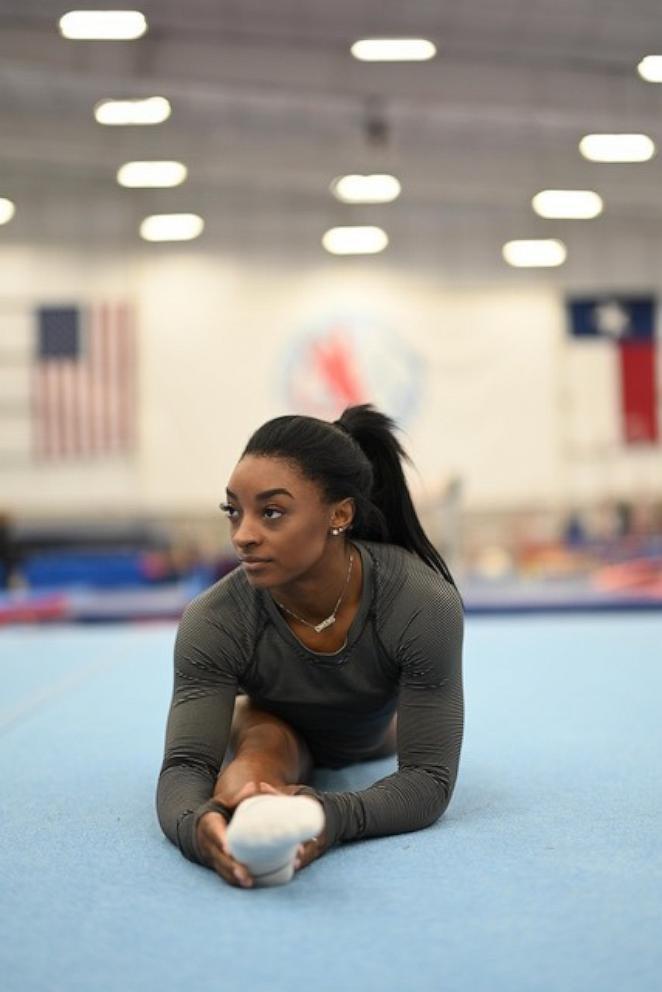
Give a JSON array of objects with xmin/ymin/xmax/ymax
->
[{"xmin": 1, "ymin": 615, "xmax": 661, "ymax": 992}]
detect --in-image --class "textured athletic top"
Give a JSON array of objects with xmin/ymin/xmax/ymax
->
[{"xmin": 156, "ymin": 539, "xmax": 464, "ymax": 865}]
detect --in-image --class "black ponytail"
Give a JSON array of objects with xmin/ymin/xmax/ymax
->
[
  {"xmin": 335, "ymin": 405, "xmax": 456, "ymax": 585},
  {"xmin": 242, "ymin": 403, "xmax": 457, "ymax": 588}
]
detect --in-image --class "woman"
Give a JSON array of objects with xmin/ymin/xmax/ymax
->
[{"xmin": 156, "ymin": 404, "xmax": 464, "ymax": 888}]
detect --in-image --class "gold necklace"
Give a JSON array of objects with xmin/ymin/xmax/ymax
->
[{"xmin": 274, "ymin": 552, "xmax": 354, "ymax": 633}]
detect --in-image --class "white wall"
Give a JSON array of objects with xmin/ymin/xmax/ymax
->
[{"xmin": 1, "ymin": 245, "xmax": 660, "ymax": 515}]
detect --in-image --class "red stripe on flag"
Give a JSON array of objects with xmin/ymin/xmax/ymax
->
[
  {"xmin": 117, "ymin": 302, "xmax": 131, "ymax": 449},
  {"xmin": 60, "ymin": 362, "xmax": 71, "ymax": 458},
  {"xmin": 54, "ymin": 362, "xmax": 66, "ymax": 459},
  {"xmin": 40, "ymin": 363, "xmax": 52, "ymax": 459},
  {"xmin": 618, "ymin": 341, "xmax": 659, "ymax": 444},
  {"xmin": 63, "ymin": 361, "xmax": 78, "ymax": 457},
  {"xmin": 108, "ymin": 303, "xmax": 122, "ymax": 452},
  {"xmin": 32, "ymin": 364, "xmax": 45, "ymax": 459},
  {"xmin": 89, "ymin": 306, "xmax": 102, "ymax": 453},
  {"xmin": 77, "ymin": 348, "xmax": 91, "ymax": 457},
  {"xmin": 43, "ymin": 364, "xmax": 54, "ymax": 459},
  {"xmin": 72, "ymin": 359, "xmax": 84, "ymax": 457},
  {"xmin": 101, "ymin": 303, "xmax": 110, "ymax": 452}
]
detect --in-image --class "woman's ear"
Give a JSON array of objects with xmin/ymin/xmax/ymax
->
[{"xmin": 331, "ymin": 497, "xmax": 355, "ymax": 532}]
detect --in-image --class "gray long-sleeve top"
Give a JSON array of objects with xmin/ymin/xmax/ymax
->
[{"xmin": 156, "ymin": 539, "xmax": 464, "ymax": 864}]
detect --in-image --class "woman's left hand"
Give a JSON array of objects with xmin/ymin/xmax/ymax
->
[
  {"xmin": 258, "ymin": 781, "xmax": 330, "ymax": 871},
  {"xmin": 292, "ymin": 833, "xmax": 330, "ymax": 871}
]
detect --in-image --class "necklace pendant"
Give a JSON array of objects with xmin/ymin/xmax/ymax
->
[{"xmin": 314, "ymin": 615, "xmax": 336, "ymax": 633}]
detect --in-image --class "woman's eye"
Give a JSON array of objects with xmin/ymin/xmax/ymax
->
[
  {"xmin": 264, "ymin": 507, "xmax": 284, "ymax": 520},
  {"xmin": 219, "ymin": 503, "xmax": 282, "ymax": 522}
]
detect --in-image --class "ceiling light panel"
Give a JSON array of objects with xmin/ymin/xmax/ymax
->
[
  {"xmin": 140, "ymin": 214, "xmax": 204, "ymax": 242},
  {"xmin": 579, "ymin": 134, "xmax": 655, "ymax": 162},
  {"xmin": 330, "ymin": 175, "xmax": 401, "ymax": 204},
  {"xmin": 351, "ymin": 39, "xmax": 436, "ymax": 62},
  {"xmin": 0, "ymin": 198, "xmax": 16, "ymax": 225},
  {"xmin": 502, "ymin": 239, "xmax": 567, "ymax": 268},
  {"xmin": 637, "ymin": 56, "xmax": 662, "ymax": 82},
  {"xmin": 59, "ymin": 10, "xmax": 147, "ymax": 40},
  {"xmin": 117, "ymin": 162, "xmax": 187, "ymax": 187},
  {"xmin": 95, "ymin": 97, "xmax": 171, "ymax": 125},
  {"xmin": 322, "ymin": 226, "xmax": 389, "ymax": 255},
  {"xmin": 532, "ymin": 190, "xmax": 603, "ymax": 219}
]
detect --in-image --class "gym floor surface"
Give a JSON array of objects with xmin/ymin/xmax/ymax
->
[{"xmin": 1, "ymin": 614, "xmax": 660, "ymax": 992}]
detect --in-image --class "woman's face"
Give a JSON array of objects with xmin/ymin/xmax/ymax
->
[{"xmin": 222, "ymin": 454, "xmax": 351, "ymax": 588}]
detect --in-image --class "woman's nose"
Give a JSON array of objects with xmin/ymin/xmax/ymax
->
[{"xmin": 233, "ymin": 516, "xmax": 260, "ymax": 548}]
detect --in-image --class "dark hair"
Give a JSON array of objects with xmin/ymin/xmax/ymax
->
[{"xmin": 241, "ymin": 403, "xmax": 457, "ymax": 588}]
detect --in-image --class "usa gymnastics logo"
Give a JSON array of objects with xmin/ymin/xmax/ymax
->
[{"xmin": 281, "ymin": 314, "xmax": 423, "ymax": 424}]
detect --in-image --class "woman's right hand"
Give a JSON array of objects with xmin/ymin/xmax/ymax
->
[{"xmin": 195, "ymin": 811, "xmax": 255, "ymax": 888}]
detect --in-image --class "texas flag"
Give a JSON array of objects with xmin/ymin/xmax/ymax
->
[{"xmin": 566, "ymin": 296, "xmax": 659, "ymax": 445}]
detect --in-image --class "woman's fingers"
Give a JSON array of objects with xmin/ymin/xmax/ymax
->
[
  {"xmin": 258, "ymin": 781, "xmax": 281, "ymax": 794},
  {"xmin": 215, "ymin": 847, "xmax": 254, "ymax": 888},
  {"xmin": 230, "ymin": 860, "xmax": 254, "ymax": 887},
  {"xmin": 197, "ymin": 811, "xmax": 254, "ymax": 888},
  {"xmin": 258, "ymin": 780, "xmax": 301, "ymax": 796},
  {"xmin": 232, "ymin": 780, "xmax": 260, "ymax": 804},
  {"xmin": 212, "ymin": 818, "xmax": 254, "ymax": 888},
  {"xmin": 211, "ymin": 854, "xmax": 253, "ymax": 888},
  {"xmin": 294, "ymin": 840, "xmax": 314, "ymax": 870}
]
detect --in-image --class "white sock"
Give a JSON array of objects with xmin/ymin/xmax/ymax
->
[{"xmin": 225, "ymin": 794, "xmax": 325, "ymax": 887}]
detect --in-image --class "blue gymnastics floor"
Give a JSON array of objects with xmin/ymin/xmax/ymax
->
[{"xmin": 1, "ymin": 614, "xmax": 660, "ymax": 992}]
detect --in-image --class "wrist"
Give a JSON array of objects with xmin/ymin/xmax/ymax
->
[
  {"xmin": 293, "ymin": 787, "xmax": 340, "ymax": 848},
  {"xmin": 192, "ymin": 798, "xmax": 232, "ymax": 864},
  {"xmin": 197, "ymin": 809, "xmax": 227, "ymax": 831},
  {"xmin": 196, "ymin": 797, "xmax": 233, "ymax": 822}
]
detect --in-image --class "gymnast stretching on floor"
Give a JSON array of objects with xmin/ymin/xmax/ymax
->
[{"xmin": 156, "ymin": 404, "xmax": 464, "ymax": 888}]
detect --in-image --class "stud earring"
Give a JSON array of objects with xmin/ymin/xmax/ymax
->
[{"xmin": 331, "ymin": 527, "xmax": 344, "ymax": 536}]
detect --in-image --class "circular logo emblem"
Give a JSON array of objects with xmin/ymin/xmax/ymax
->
[{"xmin": 281, "ymin": 314, "xmax": 423, "ymax": 424}]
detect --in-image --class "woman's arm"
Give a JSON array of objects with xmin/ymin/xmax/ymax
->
[
  {"xmin": 155, "ymin": 600, "xmax": 241, "ymax": 864},
  {"xmin": 297, "ymin": 579, "xmax": 464, "ymax": 847}
]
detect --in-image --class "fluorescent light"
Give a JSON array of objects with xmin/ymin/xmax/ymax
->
[
  {"xmin": 322, "ymin": 226, "xmax": 388, "ymax": 255},
  {"xmin": 579, "ymin": 133, "xmax": 655, "ymax": 162},
  {"xmin": 531, "ymin": 189, "xmax": 603, "ymax": 219},
  {"xmin": 0, "ymin": 198, "xmax": 16, "ymax": 225},
  {"xmin": 502, "ymin": 239, "xmax": 567, "ymax": 268},
  {"xmin": 637, "ymin": 56, "xmax": 662, "ymax": 82},
  {"xmin": 117, "ymin": 161, "xmax": 187, "ymax": 187},
  {"xmin": 351, "ymin": 38, "xmax": 436, "ymax": 62},
  {"xmin": 330, "ymin": 174, "xmax": 401, "ymax": 204},
  {"xmin": 59, "ymin": 10, "xmax": 147, "ymax": 40},
  {"xmin": 140, "ymin": 214, "xmax": 204, "ymax": 242},
  {"xmin": 95, "ymin": 97, "xmax": 171, "ymax": 125}
]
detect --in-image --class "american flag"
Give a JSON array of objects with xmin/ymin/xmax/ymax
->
[{"xmin": 32, "ymin": 303, "xmax": 135, "ymax": 460}]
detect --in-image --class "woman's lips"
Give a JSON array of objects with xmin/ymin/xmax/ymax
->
[{"xmin": 240, "ymin": 558, "xmax": 272, "ymax": 572}]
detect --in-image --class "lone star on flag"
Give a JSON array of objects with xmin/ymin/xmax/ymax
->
[{"xmin": 591, "ymin": 301, "xmax": 632, "ymax": 339}]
